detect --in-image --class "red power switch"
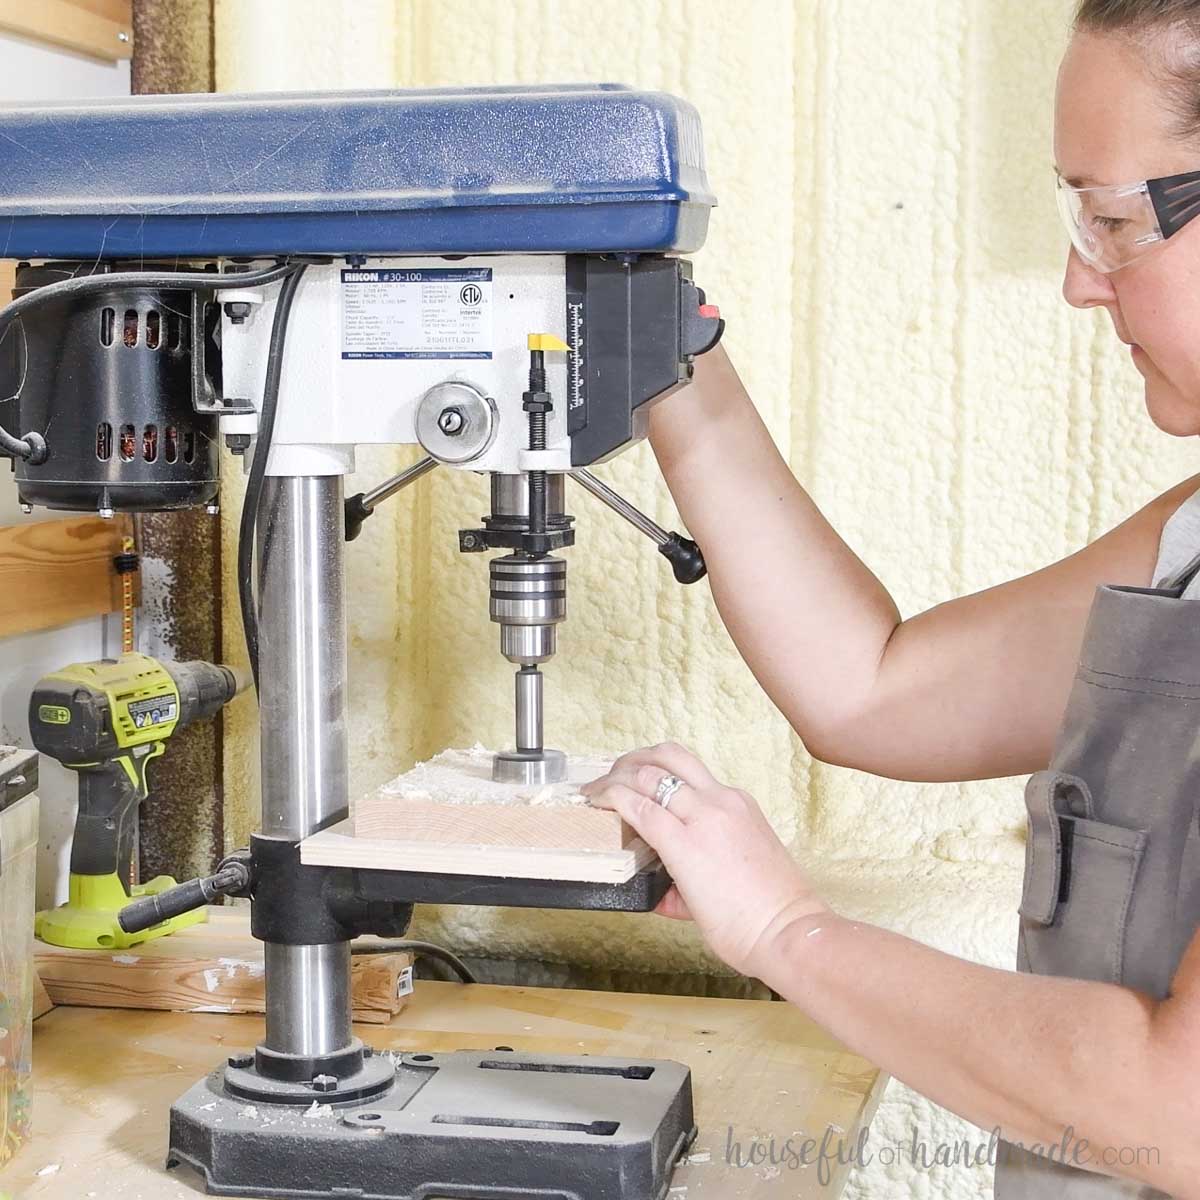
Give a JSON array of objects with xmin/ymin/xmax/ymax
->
[{"xmin": 699, "ymin": 304, "xmax": 720, "ymax": 319}]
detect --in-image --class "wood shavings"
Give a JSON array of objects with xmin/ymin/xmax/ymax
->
[{"xmin": 373, "ymin": 744, "xmax": 613, "ymax": 809}]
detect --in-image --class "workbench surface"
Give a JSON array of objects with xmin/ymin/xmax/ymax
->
[{"xmin": 4, "ymin": 980, "xmax": 887, "ymax": 1199}]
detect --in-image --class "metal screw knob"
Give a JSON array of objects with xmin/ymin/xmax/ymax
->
[
  {"xmin": 311, "ymin": 1074, "xmax": 338, "ymax": 1093},
  {"xmin": 437, "ymin": 407, "xmax": 466, "ymax": 436},
  {"xmin": 415, "ymin": 381, "xmax": 495, "ymax": 464}
]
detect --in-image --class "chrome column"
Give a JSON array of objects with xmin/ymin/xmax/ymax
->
[
  {"xmin": 263, "ymin": 942, "xmax": 351, "ymax": 1058},
  {"xmin": 256, "ymin": 474, "xmax": 353, "ymax": 1060}
]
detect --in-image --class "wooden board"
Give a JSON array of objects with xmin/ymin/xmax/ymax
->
[
  {"xmin": 355, "ymin": 795, "xmax": 636, "ymax": 850},
  {"xmin": 34, "ymin": 907, "xmax": 414, "ymax": 1025},
  {"xmin": 31, "ymin": 969, "xmax": 53, "ymax": 1020},
  {"xmin": 304, "ymin": 817, "xmax": 656, "ymax": 883},
  {"xmin": 5, "ymin": 983, "xmax": 887, "ymax": 1199},
  {"xmin": 0, "ymin": 513, "xmax": 137, "ymax": 638},
  {"xmin": 0, "ymin": 0, "xmax": 132, "ymax": 62},
  {"xmin": 354, "ymin": 746, "xmax": 633, "ymax": 851}
]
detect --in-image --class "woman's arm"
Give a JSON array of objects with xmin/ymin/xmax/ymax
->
[
  {"xmin": 654, "ymin": 348, "xmax": 1200, "ymax": 781},
  {"xmin": 584, "ymin": 745, "xmax": 1200, "ymax": 1198},
  {"xmin": 768, "ymin": 910, "xmax": 1200, "ymax": 1196}
]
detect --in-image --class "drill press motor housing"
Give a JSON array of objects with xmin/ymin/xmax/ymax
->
[{"xmin": 0, "ymin": 85, "xmax": 720, "ymax": 1200}]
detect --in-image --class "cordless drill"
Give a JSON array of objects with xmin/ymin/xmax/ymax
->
[{"xmin": 30, "ymin": 652, "xmax": 245, "ymax": 949}]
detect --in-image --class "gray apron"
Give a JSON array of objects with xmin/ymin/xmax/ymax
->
[{"xmin": 994, "ymin": 556, "xmax": 1200, "ymax": 1198}]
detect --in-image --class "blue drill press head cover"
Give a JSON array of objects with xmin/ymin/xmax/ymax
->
[{"xmin": 0, "ymin": 85, "xmax": 714, "ymax": 259}]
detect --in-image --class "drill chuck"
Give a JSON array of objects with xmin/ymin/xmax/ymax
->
[
  {"xmin": 484, "ymin": 474, "xmax": 570, "ymax": 785},
  {"xmin": 489, "ymin": 554, "xmax": 566, "ymax": 665},
  {"xmin": 166, "ymin": 660, "xmax": 245, "ymax": 727}
]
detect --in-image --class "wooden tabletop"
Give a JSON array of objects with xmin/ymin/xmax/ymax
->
[{"xmin": 2, "ymin": 980, "xmax": 886, "ymax": 1199}]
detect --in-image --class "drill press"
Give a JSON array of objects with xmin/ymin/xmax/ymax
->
[{"xmin": 0, "ymin": 85, "xmax": 721, "ymax": 1199}]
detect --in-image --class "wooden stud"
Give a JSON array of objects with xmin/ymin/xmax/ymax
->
[
  {"xmin": 0, "ymin": 0, "xmax": 133, "ymax": 62},
  {"xmin": 35, "ymin": 908, "xmax": 415, "ymax": 1024},
  {"xmin": 0, "ymin": 514, "xmax": 138, "ymax": 639},
  {"xmin": 69, "ymin": 0, "xmax": 132, "ymax": 24},
  {"xmin": 32, "ymin": 968, "xmax": 54, "ymax": 1020}
]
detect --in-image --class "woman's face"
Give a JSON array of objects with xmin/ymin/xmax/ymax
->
[{"xmin": 1056, "ymin": 31, "xmax": 1200, "ymax": 435}]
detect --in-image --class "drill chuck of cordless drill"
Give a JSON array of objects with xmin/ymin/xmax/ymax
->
[{"xmin": 169, "ymin": 659, "xmax": 246, "ymax": 729}]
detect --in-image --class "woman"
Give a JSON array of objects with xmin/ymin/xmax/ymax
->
[{"xmin": 583, "ymin": 3, "xmax": 1200, "ymax": 1197}]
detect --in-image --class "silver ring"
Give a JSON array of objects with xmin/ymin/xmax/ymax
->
[{"xmin": 654, "ymin": 774, "xmax": 684, "ymax": 811}]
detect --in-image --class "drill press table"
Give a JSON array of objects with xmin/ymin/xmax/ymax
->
[{"xmin": 6, "ymin": 981, "xmax": 886, "ymax": 1200}]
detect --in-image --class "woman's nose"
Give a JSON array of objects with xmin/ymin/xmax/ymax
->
[{"xmin": 1062, "ymin": 246, "xmax": 1118, "ymax": 309}]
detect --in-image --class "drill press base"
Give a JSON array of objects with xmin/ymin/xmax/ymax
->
[{"xmin": 168, "ymin": 1047, "xmax": 696, "ymax": 1199}]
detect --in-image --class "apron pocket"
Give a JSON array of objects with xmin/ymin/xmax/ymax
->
[{"xmin": 1021, "ymin": 813, "xmax": 1147, "ymax": 984}]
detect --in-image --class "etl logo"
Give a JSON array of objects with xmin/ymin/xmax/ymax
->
[{"xmin": 459, "ymin": 283, "xmax": 483, "ymax": 307}]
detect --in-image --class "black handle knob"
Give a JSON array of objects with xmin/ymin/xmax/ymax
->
[
  {"xmin": 344, "ymin": 492, "xmax": 373, "ymax": 542},
  {"xmin": 118, "ymin": 861, "xmax": 251, "ymax": 934},
  {"xmin": 118, "ymin": 878, "xmax": 212, "ymax": 934},
  {"xmin": 658, "ymin": 533, "xmax": 707, "ymax": 585}
]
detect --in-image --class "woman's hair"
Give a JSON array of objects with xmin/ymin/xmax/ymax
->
[
  {"xmin": 1077, "ymin": 0, "xmax": 1200, "ymax": 25},
  {"xmin": 1075, "ymin": 1, "xmax": 1200, "ymax": 139}
]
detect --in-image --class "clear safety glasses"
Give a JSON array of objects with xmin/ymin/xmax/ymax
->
[{"xmin": 1056, "ymin": 169, "xmax": 1200, "ymax": 273}]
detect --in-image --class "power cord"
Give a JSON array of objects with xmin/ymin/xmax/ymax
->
[
  {"xmin": 235, "ymin": 264, "xmax": 307, "ymax": 694},
  {"xmin": 353, "ymin": 938, "xmax": 477, "ymax": 984}
]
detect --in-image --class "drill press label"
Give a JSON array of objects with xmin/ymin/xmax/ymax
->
[{"xmin": 340, "ymin": 268, "xmax": 493, "ymax": 360}]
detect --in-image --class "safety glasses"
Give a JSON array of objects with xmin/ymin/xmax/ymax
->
[{"xmin": 1056, "ymin": 169, "xmax": 1200, "ymax": 273}]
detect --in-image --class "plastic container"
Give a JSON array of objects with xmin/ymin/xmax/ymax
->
[{"xmin": 0, "ymin": 748, "xmax": 39, "ymax": 1169}]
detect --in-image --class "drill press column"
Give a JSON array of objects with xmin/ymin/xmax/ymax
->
[{"xmin": 256, "ymin": 474, "xmax": 353, "ymax": 1061}]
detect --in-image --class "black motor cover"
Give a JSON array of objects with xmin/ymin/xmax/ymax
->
[{"xmin": 1, "ymin": 260, "xmax": 220, "ymax": 512}]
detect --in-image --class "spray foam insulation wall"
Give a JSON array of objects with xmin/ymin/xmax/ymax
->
[{"xmin": 212, "ymin": 3, "xmax": 1197, "ymax": 1196}]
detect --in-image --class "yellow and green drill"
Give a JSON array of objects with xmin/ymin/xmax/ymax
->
[{"xmin": 30, "ymin": 652, "xmax": 244, "ymax": 950}]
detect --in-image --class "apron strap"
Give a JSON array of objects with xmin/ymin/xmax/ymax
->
[
  {"xmin": 1155, "ymin": 548, "xmax": 1200, "ymax": 595},
  {"xmin": 1020, "ymin": 770, "xmax": 1096, "ymax": 926}
]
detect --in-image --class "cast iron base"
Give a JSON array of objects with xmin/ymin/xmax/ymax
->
[{"xmin": 168, "ymin": 1046, "xmax": 696, "ymax": 1199}]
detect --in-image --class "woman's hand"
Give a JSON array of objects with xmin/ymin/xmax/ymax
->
[{"xmin": 581, "ymin": 742, "xmax": 830, "ymax": 980}]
